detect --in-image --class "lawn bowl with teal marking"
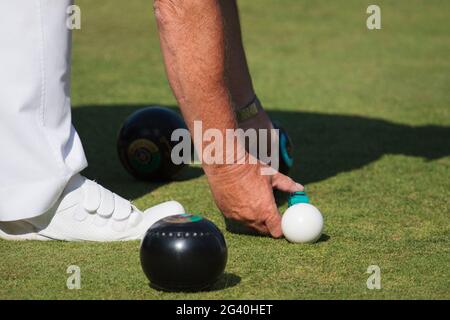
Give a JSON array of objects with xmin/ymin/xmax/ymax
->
[{"xmin": 140, "ymin": 214, "xmax": 228, "ymax": 292}]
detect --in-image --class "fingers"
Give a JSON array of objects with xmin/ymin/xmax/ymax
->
[
  {"xmin": 264, "ymin": 210, "xmax": 283, "ymax": 238},
  {"xmin": 272, "ymin": 171, "xmax": 304, "ymax": 193},
  {"xmin": 248, "ymin": 214, "xmax": 283, "ymax": 238},
  {"xmin": 247, "ymin": 221, "xmax": 270, "ymax": 235},
  {"xmin": 247, "ymin": 203, "xmax": 283, "ymax": 238}
]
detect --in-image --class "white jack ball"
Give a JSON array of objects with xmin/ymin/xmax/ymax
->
[{"xmin": 281, "ymin": 203, "xmax": 324, "ymax": 243}]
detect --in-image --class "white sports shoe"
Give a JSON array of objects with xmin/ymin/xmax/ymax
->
[{"xmin": 0, "ymin": 174, "xmax": 185, "ymax": 241}]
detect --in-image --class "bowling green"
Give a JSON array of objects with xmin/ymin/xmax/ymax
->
[{"xmin": 0, "ymin": 0, "xmax": 449, "ymax": 300}]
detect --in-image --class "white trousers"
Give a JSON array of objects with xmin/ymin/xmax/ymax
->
[{"xmin": 0, "ymin": 0, "xmax": 87, "ymax": 221}]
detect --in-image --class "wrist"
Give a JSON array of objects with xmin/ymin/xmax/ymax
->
[{"xmin": 203, "ymin": 152, "xmax": 259, "ymax": 182}]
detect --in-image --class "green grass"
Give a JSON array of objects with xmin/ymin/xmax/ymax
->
[{"xmin": 1, "ymin": 0, "xmax": 449, "ymax": 299}]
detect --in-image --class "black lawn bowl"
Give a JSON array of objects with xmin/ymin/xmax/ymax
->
[
  {"xmin": 117, "ymin": 106, "xmax": 188, "ymax": 181},
  {"xmin": 140, "ymin": 214, "xmax": 228, "ymax": 292}
]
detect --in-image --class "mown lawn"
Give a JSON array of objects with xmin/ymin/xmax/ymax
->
[{"xmin": 0, "ymin": 0, "xmax": 449, "ymax": 299}]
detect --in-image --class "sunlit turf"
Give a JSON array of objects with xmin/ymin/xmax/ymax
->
[{"xmin": 0, "ymin": 0, "xmax": 449, "ymax": 299}]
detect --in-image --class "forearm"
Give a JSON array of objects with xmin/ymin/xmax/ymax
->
[
  {"xmin": 154, "ymin": 0, "xmax": 236, "ymax": 157},
  {"xmin": 219, "ymin": 0, "xmax": 255, "ymax": 108},
  {"xmin": 153, "ymin": 0, "xmax": 301, "ymax": 238}
]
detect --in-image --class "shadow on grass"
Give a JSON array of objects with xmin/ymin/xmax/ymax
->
[
  {"xmin": 317, "ymin": 233, "xmax": 330, "ymax": 243},
  {"xmin": 72, "ymin": 104, "xmax": 450, "ymax": 201},
  {"xmin": 148, "ymin": 272, "xmax": 241, "ymax": 292},
  {"xmin": 224, "ymin": 217, "xmax": 331, "ymax": 242},
  {"xmin": 208, "ymin": 272, "xmax": 241, "ymax": 291}
]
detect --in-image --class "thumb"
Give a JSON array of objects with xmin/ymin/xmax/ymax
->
[{"xmin": 272, "ymin": 172, "xmax": 304, "ymax": 193}]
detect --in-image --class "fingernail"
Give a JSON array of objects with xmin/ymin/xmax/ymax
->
[{"xmin": 296, "ymin": 183, "xmax": 304, "ymax": 191}]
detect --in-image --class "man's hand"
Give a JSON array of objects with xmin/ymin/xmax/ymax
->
[
  {"xmin": 154, "ymin": 0, "xmax": 302, "ymax": 237},
  {"xmin": 206, "ymin": 158, "xmax": 303, "ymax": 237}
]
